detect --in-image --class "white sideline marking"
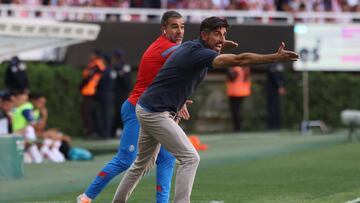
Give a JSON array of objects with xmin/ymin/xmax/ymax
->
[
  {"xmin": 345, "ymin": 197, "xmax": 360, "ymax": 203},
  {"xmin": 21, "ymin": 201, "xmax": 71, "ymax": 203},
  {"xmin": 20, "ymin": 200, "xmax": 222, "ymax": 203}
]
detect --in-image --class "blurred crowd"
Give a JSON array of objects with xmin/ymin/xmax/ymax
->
[
  {"xmin": 0, "ymin": 0, "xmax": 358, "ymax": 13},
  {"xmin": 168, "ymin": 0, "xmax": 360, "ymax": 13}
]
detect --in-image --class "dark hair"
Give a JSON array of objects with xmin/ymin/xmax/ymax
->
[
  {"xmin": 161, "ymin": 11, "xmax": 182, "ymax": 27},
  {"xmin": 11, "ymin": 89, "xmax": 27, "ymax": 96},
  {"xmin": 102, "ymin": 53, "xmax": 112, "ymax": 66},
  {"xmin": 113, "ymin": 49, "xmax": 125, "ymax": 58},
  {"xmin": 10, "ymin": 56, "xmax": 20, "ymax": 64},
  {"xmin": 93, "ymin": 49, "xmax": 103, "ymax": 57},
  {"xmin": 29, "ymin": 93, "xmax": 45, "ymax": 100},
  {"xmin": 1, "ymin": 93, "xmax": 12, "ymax": 102},
  {"xmin": 200, "ymin": 16, "xmax": 229, "ymax": 33}
]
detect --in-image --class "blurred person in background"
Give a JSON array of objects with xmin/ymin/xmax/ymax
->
[
  {"xmin": 226, "ymin": 66, "xmax": 251, "ymax": 132},
  {"xmin": 112, "ymin": 49, "xmax": 132, "ymax": 138},
  {"xmin": 30, "ymin": 93, "xmax": 66, "ymax": 162},
  {"xmin": 96, "ymin": 53, "xmax": 116, "ymax": 140},
  {"xmin": 11, "ymin": 90, "xmax": 43, "ymax": 163},
  {"xmin": 30, "ymin": 93, "xmax": 91, "ymax": 162},
  {"xmin": 80, "ymin": 50, "xmax": 106, "ymax": 140},
  {"xmin": 263, "ymin": 0, "xmax": 276, "ymax": 11},
  {"xmin": 77, "ymin": 10, "xmax": 185, "ymax": 203},
  {"xmin": 275, "ymin": 0, "xmax": 296, "ymax": 12},
  {"xmin": 5, "ymin": 56, "xmax": 29, "ymax": 93},
  {"xmin": 0, "ymin": 93, "xmax": 13, "ymax": 135},
  {"xmin": 267, "ymin": 63, "xmax": 286, "ymax": 130},
  {"xmin": 29, "ymin": 93, "xmax": 48, "ymax": 135},
  {"xmin": 211, "ymin": 0, "xmax": 230, "ymax": 9}
]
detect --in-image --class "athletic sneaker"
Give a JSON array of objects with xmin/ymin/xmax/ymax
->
[{"xmin": 76, "ymin": 193, "xmax": 92, "ymax": 203}]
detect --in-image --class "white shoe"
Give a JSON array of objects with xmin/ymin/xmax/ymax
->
[
  {"xmin": 24, "ymin": 152, "xmax": 33, "ymax": 164},
  {"xmin": 41, "ymin": 145, "xmax": 58, "ymax": 162},
  {"xmin": 51, "ymin": 148, "xmax": 65, "ymax": 163},
  {"xmin": 76, "ymin": 193, "xmax": 92, "ymax": 203},
  {"xmin": 28, "ymin": 144, "xmax": 43, "ymax": 163},
  {"xmin": 52, "ymin": 140, "xmax": 65, "ymax": 162}
]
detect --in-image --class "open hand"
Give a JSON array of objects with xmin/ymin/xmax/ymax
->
[
  {"xmin": 277, "ymin": 42, "xmax": 299, "ymax": 61},
  {"xmin": 178, "ymin": 100, "xmax": 193, "ymax": 120},
  {"xmin": 222, "ymin": 40, "xmax": 238, "ymax": 52}
]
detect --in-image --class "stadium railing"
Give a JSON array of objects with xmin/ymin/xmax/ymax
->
[{"xmin": 0, "ymin": 5, "xmax": 360, "ymax": 24}]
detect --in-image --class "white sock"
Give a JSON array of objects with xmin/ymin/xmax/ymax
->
[
  {"xmin": 51, "ymin": 140, "xmax": 65, "ymax": 163},
  {"xmin": 23, "ymin": 152, "xmax": 32, "ymax": 164},
  {"xmin": 40, "ymin": 139, "xmax": 59, "ymax": 162},
  {"xmin": 28, "ymin": 144, "xmax": 43, "ymax": 164},
  {"xmin": 24, "ymin": 126, "xmax": 37, "ymax": 142}
]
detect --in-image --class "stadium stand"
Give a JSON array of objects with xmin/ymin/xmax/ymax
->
[{"xmin": 0, "ymin": 1, "xmax": 359, "ymax": 23}]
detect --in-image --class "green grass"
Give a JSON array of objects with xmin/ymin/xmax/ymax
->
[{"xmin": 2, "ymin": 131, "xmax": 360, "ymax": 203}]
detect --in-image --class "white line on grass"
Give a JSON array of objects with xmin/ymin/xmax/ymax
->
[
  {"xmin": 345, "ymin": 197, "xmax": 360, "ymax": 203},
  {"xmin": 20, "ymin": 201, "xmax": 71, "ymax": 203},
  {"xmin": 19, "ymin": 201, "xmax": 223, "ymax": 203}
]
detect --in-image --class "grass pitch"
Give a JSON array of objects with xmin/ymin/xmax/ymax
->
[{"xmin": 2, "ymin": 131, "xmax": 360, "ymax": 203}]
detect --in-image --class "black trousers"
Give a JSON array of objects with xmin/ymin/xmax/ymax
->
[
  {"xmin": 81, "ymin": 96, "xmax": 98, "ymax": 138},
  {"xmin": 229, "ymin": 96, "xmax": 245, "ymax": 132},
  {"xmin": 97, "ymin": 92, "xmax": 114, "ymax": 139}
]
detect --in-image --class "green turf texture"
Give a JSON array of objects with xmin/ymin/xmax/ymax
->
[{"xmin": 2, "ymin": 131, "xmax": 360, "ymax": 203}]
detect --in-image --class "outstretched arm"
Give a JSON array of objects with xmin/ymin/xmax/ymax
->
[{"xmin": 212, "ymin": 42, "xmax": 299, "ymax": 68}]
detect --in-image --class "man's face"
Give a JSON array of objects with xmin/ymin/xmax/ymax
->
[
  {"xmin": 34, "ymin": 97, "xmax": 46, "ymax": 109},
  {"xmin": 13, "ymin": 93, "xmax": 28, "ymax": 106},
  {"xmin": 162, "ymin": 17, "xmax": 185, "ymax": 44},
  {"xmin": 1, "ymin": 101, "xmax": 13, "ymax": 112},
  {"xmin": 201, "ymin": 27, "xmax": 227, "ymax": 53}
]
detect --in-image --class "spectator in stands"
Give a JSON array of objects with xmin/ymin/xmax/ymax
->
[
  {"xmin": 129, "ymin": 0, "xmax": 160, "ymax": 8},
  {"xmin": 80, "ymin": 50, "xmax": 106, "ymax": 140},
  {"xmin": 247, "ymin": 0, "xmax": 264, "ymax": 11},
  {"xmin": 1, "ymin": 0, "xmax": 359, "ymax": 16},
  {"xmin": 323, "ymin": 0, "xmax": 341, "ymax": 12},
  {"xmin": 5, "ymin": 56, "xmax": 29, "ymax": 93},
  {"xmin": 227, "ymin": 1, "xmax": 240, "ymax": 10},
  {"xmin": 339, "ymin": 0, "xmax": 351, "ymax": 11},
  {"xmin": 199, "ymin": 0, "xmax": 214, "ymax": 9},
  {"xmin": 211, "ymin": 0, "xmax": 230, "ymax": 10},
  {"xmin": 0, "ymin": 93, "xmax": 13, "ymax": 135},
  {"xmin": 263, "ymin": 0, "xmax": 276, "ymax": 11},
  {"xmin": 275, "ymin": 0, "xmax": 295, "ymax": 12},
  {"xmin": 356, "ymin": 3, "xmax": 360, "ymax": 12},
  {"xmin": 168, "ymin": 0, "xmax": 188, "ymax": 9}
]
